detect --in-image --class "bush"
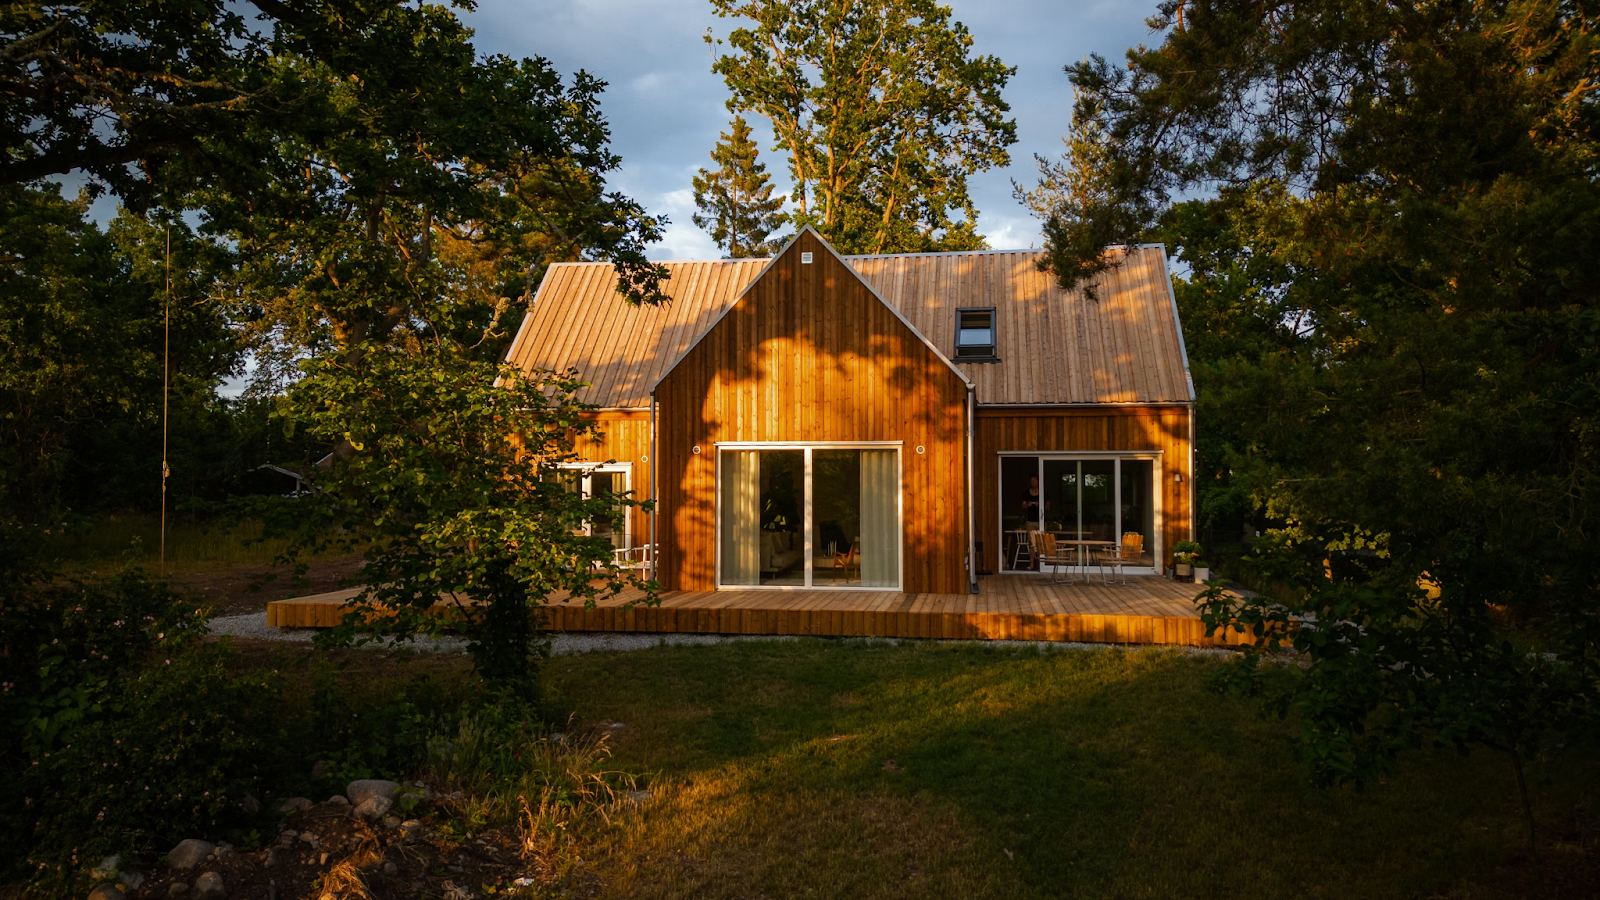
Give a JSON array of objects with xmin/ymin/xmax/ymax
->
[{"xmin": 19, "ymin": 644, "xmax": 281, "ymax": 887}]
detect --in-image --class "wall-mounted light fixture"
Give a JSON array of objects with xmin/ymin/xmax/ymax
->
[
  {"xmin": 692, "ymin": 445, "xmax": 701, "ymax": 455},
  {"xmin": 1174, "ymin": 472, "xmax": 1184, "ymax": 483},
  {"xmin": 915, "ymin": 445, "xmax": 926, "ymax": 455}
]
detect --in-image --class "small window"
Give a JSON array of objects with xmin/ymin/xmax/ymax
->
[{"xmin": 955, "ymin": 307, "xmax": 997, "ymax": 360}]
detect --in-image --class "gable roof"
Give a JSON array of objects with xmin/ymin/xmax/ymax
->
[
  {"xmin": 646, "ymin": 226, "xmax": 973, "ymax": 396},
  {"xmin": 505, "ymin": 239, "xmax": 1192, "ymax": 408}
]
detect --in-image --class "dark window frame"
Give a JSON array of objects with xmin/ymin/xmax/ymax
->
[{"xmin": 954, "ymin": 306, "xmax": 999, "ymax": 362}]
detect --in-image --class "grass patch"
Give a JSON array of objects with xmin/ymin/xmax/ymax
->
[
  {"xmin": 45, "ymin": 513, "xmax": 292, "ymax": 571},
  {"xmin": 541, "ymin": 639, "xmax": 1598, "ymax": 899}
]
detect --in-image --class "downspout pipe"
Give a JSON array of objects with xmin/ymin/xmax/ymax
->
[
  {"xmin": 650, "ymin": 390, "xmax": 658, "ymax": 584},
  {"xmin": 967, "ymin": 386, "xmax": 978, "ymax": 594}
]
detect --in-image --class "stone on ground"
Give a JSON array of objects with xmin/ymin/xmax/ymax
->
[
  {"xmin": 167, "ymin": 839, "xmax": 214, "ymax": 870},
  {"xmin": 193, "ymin": 871, "xmax": 226, "ymax": 900},
  {"xmin": 86, "ymin": 885, "xmax": 124, "ymax": 900},
  {"xmin": 354, "ymin": 794, "xmax": 392, "ymax": 818},
  {"xmin": 277, "ymin": 797, "xmax": 313, "ymax": 813},
  {"xmin": 346, "ymin": 779, "xmax": 400, "ymax": 808}
]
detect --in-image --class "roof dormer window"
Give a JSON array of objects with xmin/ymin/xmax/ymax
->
[{"xmin": 955, "ymin": 307, "xmax": 998, "ymax": 361}]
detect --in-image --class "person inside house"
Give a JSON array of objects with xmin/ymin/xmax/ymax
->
[{"xmin": 1021, "ymin": 476, "xmax": 1041, "ymax": 529}]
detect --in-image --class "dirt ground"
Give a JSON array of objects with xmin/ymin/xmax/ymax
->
[{"xmin": 166, "ymin": 555, "xmax": 368, "ymax": 615}]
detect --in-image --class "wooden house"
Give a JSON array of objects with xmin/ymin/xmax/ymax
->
[{"xmin": 504, "ymin": 227, "xmax": 1194, "ymax": 595}]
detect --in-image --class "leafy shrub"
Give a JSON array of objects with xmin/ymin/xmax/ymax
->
[{"xmin": 19, "ymin": 643, "xmax": 281, "ymax": 889}]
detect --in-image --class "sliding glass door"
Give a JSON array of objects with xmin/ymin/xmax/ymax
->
[
  {"xmin": 1000, "ymin": 456, "xmax": 1157, "ymax": 572},
  {"xmin": 718, "ymin": 445, "xmax": 901, "ymax": 590}
]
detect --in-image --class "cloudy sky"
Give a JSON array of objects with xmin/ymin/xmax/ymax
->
[{"xmin": 455, "ymin": 0, "xmax": 1165, "ymax": 259}]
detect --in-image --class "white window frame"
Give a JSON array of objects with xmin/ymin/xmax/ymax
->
[
  {"xmin": 557, "ymin": 462, "xmax": 633, "ymax": 549},
  {"xmin": 714, "ymin": 441, "xmax": 904, "ymax": 592},
  {"xmin": 996, "ymin": 451, "xmax": 1164, "ymax": 575}
]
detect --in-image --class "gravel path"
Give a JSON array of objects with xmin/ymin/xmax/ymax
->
[{"xmin": 209, "ymin": 612, "xmax": 1233, "ymax": 657}]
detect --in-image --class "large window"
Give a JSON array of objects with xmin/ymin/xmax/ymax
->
[
  {"xmin": 1000, "ymin": 455, "xmax": 1157, "ymax": 572},
  {"xmin": 718, "ymin": 445, "xmax": 901, "ymax": 589}
]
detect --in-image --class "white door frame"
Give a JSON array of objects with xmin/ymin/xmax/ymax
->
[
  {"xmin": 558, "ymin": 461, "xmax": 633, "ymax": 549},
  {"xmin": 714, "ymin": 442, "xmax": 904, "ymax": 592},
  {"xmin": 996, "ymin": 451, "xmax": 1163, "ymax": 575}
]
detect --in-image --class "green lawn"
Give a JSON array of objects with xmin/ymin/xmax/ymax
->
[{"xmin": 542, "ymin": 639, "xmax": 1596, "ymax": 899}]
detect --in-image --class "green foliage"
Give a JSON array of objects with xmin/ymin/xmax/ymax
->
[
  {"xmin": 707, "ymin": 0, "xmax": 1016, "ymax": 253},
  {"xmin": 1038, "ymin": 0, "xmax": 1600, "ymax": 815},
  {"xmin": 278, "ymin": 344, "xmax": 656, "ymax": 693},
  {"xmin": 0, "ymin": 184, "xmax": 246, "ymax": 523},
  {"xmin": 693, "ymin": 116, "xmax": 789, "ymax": 257},
  {"xmin": 21, "ymin": 643, "xmax": 281, "ymax": 890}
]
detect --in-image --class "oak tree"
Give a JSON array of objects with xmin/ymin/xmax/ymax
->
[{"xmin": 707, "ymin": 0, "xmax": 1016, "ymax": 253}]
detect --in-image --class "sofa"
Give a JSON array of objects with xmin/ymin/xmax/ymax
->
[{"xmin": 760, "ymin": 530, "xmax": 803, "ymax": 576}]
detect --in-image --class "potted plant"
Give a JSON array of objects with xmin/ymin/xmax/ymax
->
[
  {"xmin": 1172, "ymin": 541, "xmax": 1202, "ymax": 580},
  {"xmin": 1193, "ymin": 559, "xmax": 1211, "ymax": 583}
]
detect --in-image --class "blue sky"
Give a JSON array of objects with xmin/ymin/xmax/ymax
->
[{"xmin": 457, "ymin": 0, "xmax": 1165, "ymax": 259}]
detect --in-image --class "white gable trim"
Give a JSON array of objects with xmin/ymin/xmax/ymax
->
[{"xmin": 648, "ymin": 225, "xmax": 975, "ymax": 394}]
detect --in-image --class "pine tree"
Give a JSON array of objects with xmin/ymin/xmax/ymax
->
[{"xmin": 692, "ymin": 116, "xmax": 787, "ymax": 258}]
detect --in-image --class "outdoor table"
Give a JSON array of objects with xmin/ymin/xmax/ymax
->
[{"xmin": 1052, "ymin": 537, "xmax": 1115, "ymax": 584}]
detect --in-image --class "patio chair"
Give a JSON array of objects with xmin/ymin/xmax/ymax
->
[
  {"xmin": 831, "ymin": 539, "xmax": 860, "ymax": 582},
  {"xmin": 1095, "ymin": 533, "xmax": 1144, "ymax": 584},
  {"xmin": 1028, "ymin": 531, "xmax": 1075, "ymax": 584}
]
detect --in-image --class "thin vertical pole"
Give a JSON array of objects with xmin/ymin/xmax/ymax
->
[{"xmin": 161, "ymin": 226, "xmax": 171, "ymax": 573}]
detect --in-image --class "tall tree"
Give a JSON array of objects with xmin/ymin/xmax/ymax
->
[
  {"xmin": 707, "ymin": 0, "xmax": 1016, "ymax": 254},
  {"xmin": 693, "ymin": 115, "xmax": 788, "ymax": 257},
  {"xmin": 1030, "ymin": 0, "xmax": 1600, "ymax": 840}
]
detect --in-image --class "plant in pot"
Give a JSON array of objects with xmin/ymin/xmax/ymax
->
[
  {"xmin": 1192, "ymin": 559, "xmax": 1212, "ymax": 584},
  {"xmin": 1172, "ymin": 541, "xmax": 1202, "ymax": 580}
]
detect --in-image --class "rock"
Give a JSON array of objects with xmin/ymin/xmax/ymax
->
[
  {"xmin": 239, "ymin": 794, "xmax": 261, "ymax": 814},
  {"xmin": 92, "ymin": 855, "xmax": 122, "ymax": 880},
  {"xmin": 118, "ymin": 870, "xmax": 146, "ymax": 891},
  {"xmin": 166, "ymin": 883, "xmax": 188, "ymax": 898},
  {"xmin": 86, "ymin": 885, "xmax": 124, "ymax": 900},
  {"xmin": 626, "ymin": 790, "xmax": 652, "ymax": 804},
  {"xmin": 399, "ymin": 820, "xmax": 426, "ymax": 840},
  {"xmin": 310, "ymin": 760, "xmax": 331, "ymax": 777},
  {"xmin": 382, "ymin": 816, "xmax": 402, "ymax": 829},
  {"xmin": 382, "ymin": 861, "xmax": 399, "ymax": 876},
  {"xmin": 325, "ymin": 795, "xmax": 349, "ymax": 807},
  {"xmin": 263, "ymin": 849, "xmax": 277, "ymax": 867},
  {"xmin": 345, "ymin": 779, "xmax": 400, "ymax": 808},
  {"xmin": 353, "ymin": 794, "xmax": 392, "ymax": 819},
  {"xmin": 277, "ymin": 797, "xmax": 312, "ymax": 814},
  {"xmin": 193, "ymin": 871, "xmax": 226, "ymax": 900},
  {"xmin": 168, "ymin": 839, "xmax": 214, "ymax": 871},
  {"xmin": 298, "ymin": 831, "xmax": 319, "ymax": 848}
]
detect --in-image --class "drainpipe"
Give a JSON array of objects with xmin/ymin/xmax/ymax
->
[
  {"xmin": 650, "ymin": 390, "xmax": 658, "ymax": 584},
  {"xmin": 1189, "ymin": 403, "xmax": 1197, "ymax": 551},
  {"xmin": 967, "ymin": 386, "xmax": 978, "ymax": 594}
]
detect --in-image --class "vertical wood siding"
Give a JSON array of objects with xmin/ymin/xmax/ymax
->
[
  {"xmin": 572, "ymin": 410, "xmax": 653, "ymax": 551},
  {"xmin": 974, "ymin": 407, "xmax": 1193, "ymax": 573},
  {"xmin": 656, "ymin": 232, "xmax": 972, "ymax": 594}
]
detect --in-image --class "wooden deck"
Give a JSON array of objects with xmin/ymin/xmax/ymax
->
[{"xmin": 264, "ymin": 574, "xmax": 1245, "ymax": 647}]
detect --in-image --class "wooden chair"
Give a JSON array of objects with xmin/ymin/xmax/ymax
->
[
  {"xmin": 1096, "ymin": 532, "xmax": 1144, "ymax": 584},
  {"xmin": 1028, "ymin": 531, "xmax": 1075, "ymax": 584},
  {"xmin": 832, "ymin": 539, "xmax": 860, "ymax": 582}
]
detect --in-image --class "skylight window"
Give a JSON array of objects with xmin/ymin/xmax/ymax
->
[{"xmin": 955, "ymin": 307, "xmax": 997, "ymax": 360}]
